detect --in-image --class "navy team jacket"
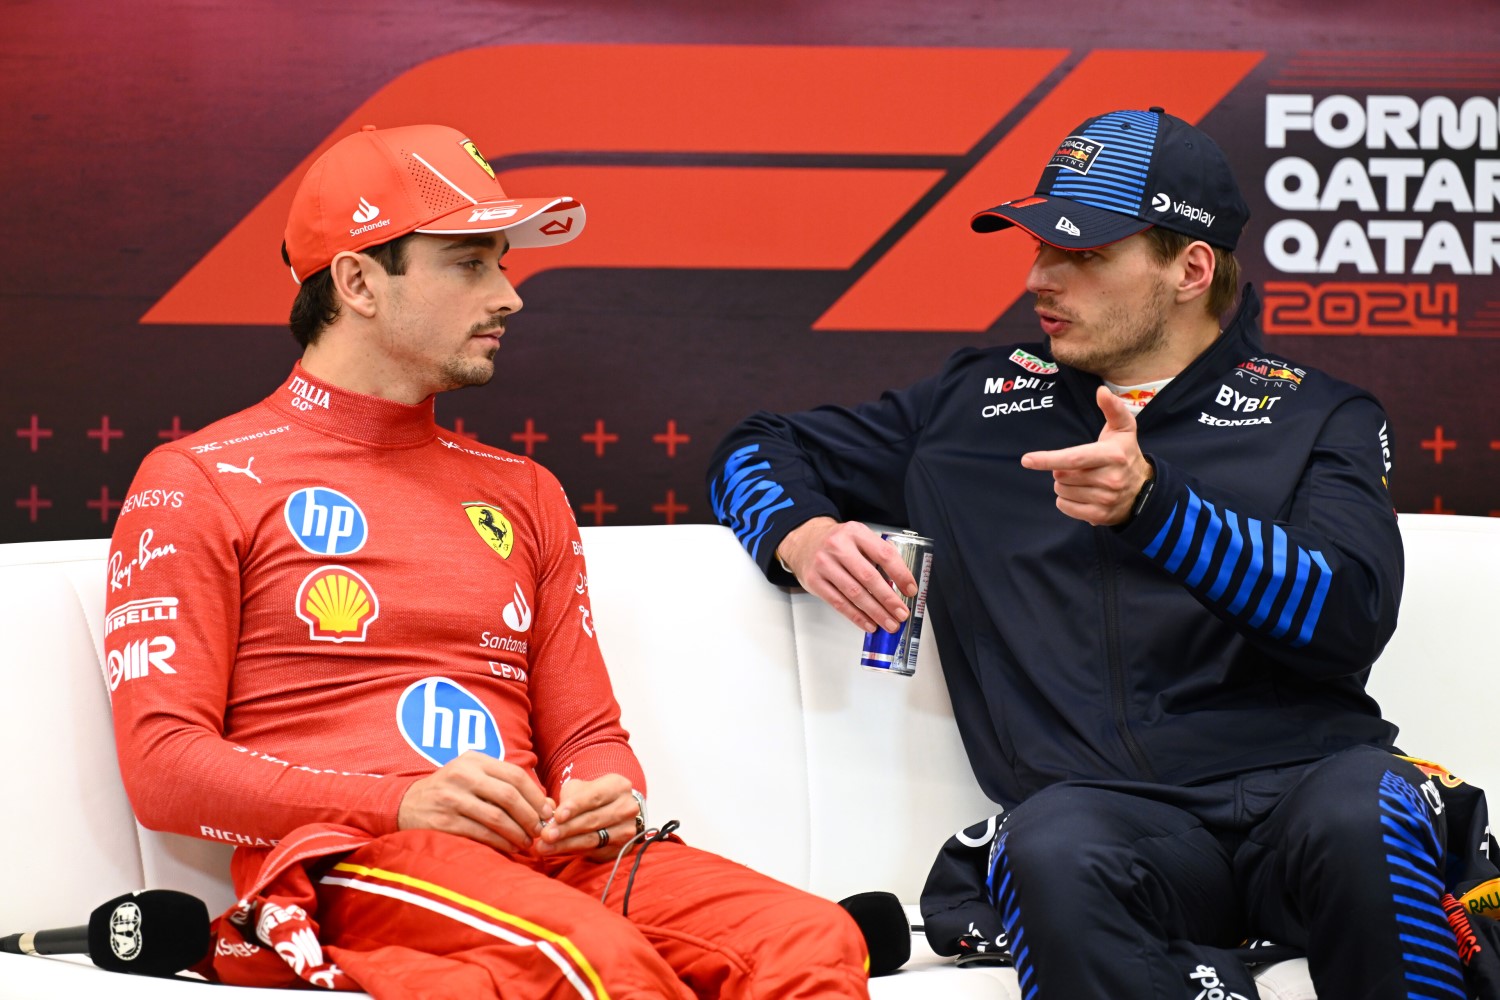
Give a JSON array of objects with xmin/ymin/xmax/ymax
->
[{"xmin": 707, "ymin": 286, "xmax": 1403, "ymax": 808}]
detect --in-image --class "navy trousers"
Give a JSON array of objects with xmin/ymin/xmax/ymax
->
[{"xmin": 991, "ymin": 745, "xmax": 1467, "ymax": 1000}]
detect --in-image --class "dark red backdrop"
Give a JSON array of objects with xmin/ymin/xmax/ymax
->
[{"xmin": 4, "ymin": 1, "xmax": 1497, "ymax": 542}]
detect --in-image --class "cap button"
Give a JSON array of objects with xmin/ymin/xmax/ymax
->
[
  {"xmin": 361, "ymin": 124, "xmax": 378, "ymax": 132},
  {"xmin": 1148, "ymin": 106, "xmax": 1165, "ymax": 114}
]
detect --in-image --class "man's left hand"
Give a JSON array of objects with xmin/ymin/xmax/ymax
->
[
  {"xmin": 1021, "ymin": 386, "xmax": 1153, "ymax": 527},
  {"xmin": 536, "ymin": 774, "xmax": 643, "ymax": 861}
]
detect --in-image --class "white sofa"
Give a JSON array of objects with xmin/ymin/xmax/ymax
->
[{"xmin": 2, "ymin": 515, "xmax": 1496, "ymax": 999}]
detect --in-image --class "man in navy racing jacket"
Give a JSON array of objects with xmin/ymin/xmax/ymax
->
[{"xmin": 706, "ymin": 108, "xmax": 1469, "ymax": 999}]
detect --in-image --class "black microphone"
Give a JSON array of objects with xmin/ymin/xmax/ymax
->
[
  {"xmin": 838, "ymin": 890, "xmax": 912, "ymax": 976},
  {"xmin": 0, "ymin": 889, "xmax": 211, "ymax": 977}
]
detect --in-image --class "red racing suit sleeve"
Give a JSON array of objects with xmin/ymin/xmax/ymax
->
[
  {"xmin": 106, "ymin": 448, "xmax": 410, "ymax": 843},
  {"xmin": 524, "ymin": 465, "xmax": 646, "ymax": 799}
]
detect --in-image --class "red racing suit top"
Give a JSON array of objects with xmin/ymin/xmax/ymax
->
[{"xmin": 104, "ymin": 364, "xmax": 643, "ymax": 848}]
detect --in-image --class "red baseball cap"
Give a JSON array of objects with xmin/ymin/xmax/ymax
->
[{"xmin": 283, "ymin": 123, "xmax": 585, "ymax": 283}]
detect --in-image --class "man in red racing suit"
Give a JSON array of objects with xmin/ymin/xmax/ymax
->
[{"xmin": 104, "ymin": 123, "xmax": 868, "ymax": 999}]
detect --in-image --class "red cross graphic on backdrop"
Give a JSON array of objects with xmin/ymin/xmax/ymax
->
[
  {"xmin": 87, "ymin": 416, "xmax": 124, "ymax": 453},
  {"xmin": 582, "ymin": 420, "xmax": 619, "ymax": 458},
  {"xmin": 16, "ymin": 486, "xmax": 51, "ymax": 522},
  {"xmin": 1420, "ymin": 427, "xmax": 1457, "ymax": 464},
  {"xmin": 1423, "ymin": 496, "xmax": 1455, "ymax": 515},
  {"xmin": 16, "ymin": 415, "xmax": 52, "ymax": 451},
  {"xmin": 449, "ymin": 419, "xmax": 479, "ymax": 441},
  {"xmin": 511, "ymin": 419, "xmax": 548, "ymax": 456},
  {"xmin": 580, "ymin": 489, "xmax": 617, "ymax": 525},
  {"xmin": 652, "ymin": 420, "xmax": 691, "ymax": 458},
  {"xmin": 87, "ymin": 486, "xmax": 123, "ymax": 523},
  {"xmin": 652, "ymin": 490, "xmax": 689, "ymax": 524},
  {"xmin": 158, "ymin": 417, "xmax": 195, "ymax": 441}
]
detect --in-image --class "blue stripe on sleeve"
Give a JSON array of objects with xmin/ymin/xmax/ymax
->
[
  {"xmin": 1142, "ymin": 502, "xmax": 1179, "ymax": 559},
  {"xmin": 1162, "ymin": 488, "xmax": 1203, "ymax": 574},
  {"xmin": 1227, "ymin": 517, "xmax": 1265, "ymax": 615},
  {"xmin": 738, "ymin": 497, "xmax": 796, "ymax": 561},
  {"xmin": 1184, "ymin": 499, "xmax": 1224, "ymax": 588},
  {"xmin": 1270, "ymin": 547, "xmax": 1313, "ymax": 639},
  {"xmin": 1248, "ymin": 524, "xmax": 1289, "ymax": 628},
  {"xmin": 1139, "ymin": 484, "xmax": 1334, "ymax": 648},
  {"xmin": 1205, "ymin": 509, "xmax": 1243, "ymax": 601},
  {"xmin": 709, "ymin": 444, "xmax": 796, "ymax": 562},
  {"xmin": 1292, "ymin": 550, "xmax": 1333, "ymax": 647}
]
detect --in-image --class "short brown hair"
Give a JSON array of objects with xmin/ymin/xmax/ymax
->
[
  {"xmin": 1140, "ymin": 227, "xmax": 1240, "ymax": 320},
  {"xmin": 285, "ymin": 234, "xmax": 413, "ymax": 348}
]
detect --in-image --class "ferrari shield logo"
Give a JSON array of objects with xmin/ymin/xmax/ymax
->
[
  {"xmin": 463, "ymin": 503, "xmax": 513, "ymax": 558},
  {"xmin": 460, "ymin": 139, "xmax": 497, "ymax": 179}
]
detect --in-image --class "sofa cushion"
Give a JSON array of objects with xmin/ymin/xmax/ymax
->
[
  {"xmin": 585, "ymin": 523, "xmax": 815, "ymax": 889},
  {"xmin": 2, "ymin": 514, "xmax": 1496, "ymax": 1000}
]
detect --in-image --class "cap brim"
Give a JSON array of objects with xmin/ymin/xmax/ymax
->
[
  {"xmin": 416, "ymin": 196, "xmax": 585, "ymax": 248},
  {"xmin": 971, "ymin": 196, "xmax": 1148, "ymax": 250}
]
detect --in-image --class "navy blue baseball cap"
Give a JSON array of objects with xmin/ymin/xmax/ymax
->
[{"xmin": 971, "ymin": 107, "xmax": 1249, "ymax": 251}]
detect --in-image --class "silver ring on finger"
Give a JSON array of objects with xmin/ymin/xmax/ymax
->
[{"xmin": 597, "ymin": 827, "xmax": 610, "ymax": 848}]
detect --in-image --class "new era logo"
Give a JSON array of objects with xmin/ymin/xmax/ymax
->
[{"xmin": 1055, "ymin": 217, "xmax": 1081, "ymax": 237}]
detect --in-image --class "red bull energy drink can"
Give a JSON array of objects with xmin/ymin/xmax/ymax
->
[{"xmin": 860, "ymin": 530, "xmax": 933, "ymax": 677}]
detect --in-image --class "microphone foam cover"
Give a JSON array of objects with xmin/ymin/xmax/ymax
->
[
  {"xmin": 88, "ymin": 889, "xmax": 211, "ymax": 977},
  {"xmin": 838, "ymin": 890, "xmax": 911, "ymax": 976}
]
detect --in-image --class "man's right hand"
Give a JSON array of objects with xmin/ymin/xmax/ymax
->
[
  {"xmin": 776, "ymin": 517, "xmax": 918, "ymax": 634},
  {"xmin": 397, "ymin": 752, "xmax": 554, "ymax": 853}
]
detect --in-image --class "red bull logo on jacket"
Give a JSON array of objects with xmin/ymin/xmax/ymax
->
[{"xmin": 1236, "ymin": 358, "xmax": 1305, "ymax": 386}]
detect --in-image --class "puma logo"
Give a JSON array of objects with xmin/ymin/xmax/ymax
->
[{"xmin": 216, "ymin": 457, "xmax": 262, "ymax": 484}]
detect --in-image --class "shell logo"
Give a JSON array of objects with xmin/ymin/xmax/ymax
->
[{"xmin": 296, "ymin": 565, "xmax": 380, "ymax": 642}]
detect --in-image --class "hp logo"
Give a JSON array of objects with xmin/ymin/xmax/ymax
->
[
  {"xmin": 396, "ymin": 677, "xmax": 504, "ymax": 767},
  {"xmin": 284, "ymin": 487, "xmax": 368, "ymax": 556}
]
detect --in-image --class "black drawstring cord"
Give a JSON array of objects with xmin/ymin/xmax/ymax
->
[{"xmin": 599, "ymin": 819, "xmax": 681, "ymax": 917}]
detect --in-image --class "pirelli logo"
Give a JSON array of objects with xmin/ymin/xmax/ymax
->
[
  {"xmin": 105, "ymin": 596, "xmax": 180, "ymax": 636},
  {"xmin": 143, "ymin": 45, "xmax": 1261, "ymax": 333}
]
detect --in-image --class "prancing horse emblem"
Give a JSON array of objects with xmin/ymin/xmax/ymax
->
[{"xmin": 462, "ymin": 502, "xmax": 514, "ymax": 558}]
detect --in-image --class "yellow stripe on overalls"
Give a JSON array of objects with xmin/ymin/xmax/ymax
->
[{"xmin": 330, "ymin": 861, "xmax": 611, "ymax": 1000}]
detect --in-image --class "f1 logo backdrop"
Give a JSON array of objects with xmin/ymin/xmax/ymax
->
[
  {"xmin": 5, "ymin": 31, "xmax": 1498, "ymax": 541},
  {"xmin": 144, "ymin": 47, "xmax": 1260, "ymax": 333}
]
